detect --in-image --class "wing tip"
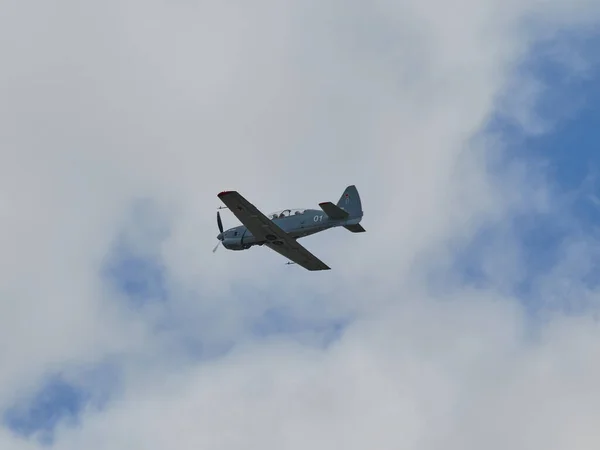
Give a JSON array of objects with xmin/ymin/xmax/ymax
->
[{"xmin": 218, "ymin": 190, "xmax": 234, "ymax": 198}]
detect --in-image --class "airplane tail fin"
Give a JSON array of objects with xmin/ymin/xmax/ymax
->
[{"xmin": 336, "ymin": 185, "xmax": 363, "ymax": 219}]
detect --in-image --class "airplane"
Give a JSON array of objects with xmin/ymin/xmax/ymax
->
[{"xmin": 213, "ymin": 185, "xmax": 365, "ymax": 271}]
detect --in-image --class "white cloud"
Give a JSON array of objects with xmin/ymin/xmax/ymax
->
[{"xmin": 1, "ymin": 0, "xmax": 600, "ymax": 448}]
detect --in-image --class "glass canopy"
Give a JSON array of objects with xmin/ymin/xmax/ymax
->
[{"xmin": 268, "ymin": 208, "xmax": 306, "ymax": 219}]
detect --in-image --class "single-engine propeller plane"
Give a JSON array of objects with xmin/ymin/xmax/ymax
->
[{"xmin": 213, "ymin": 185, "xmax": 365, "ymax": 271}]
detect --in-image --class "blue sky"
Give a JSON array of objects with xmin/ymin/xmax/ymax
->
[
  {"xmin": 452, "ymin": 34, "xmax": 600, "ymax": 306},
  {"xmin": 4, "ymin": 377, "xmax": 86, "ymax": 446},
  {"xmin": 3, "ymin": 23, "xmax": 600, "ymax": 450},
  {"xmin": 3, "ymin": 365, "xmax": 118, "ymax": 446}
]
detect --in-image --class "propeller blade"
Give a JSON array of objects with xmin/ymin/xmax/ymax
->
[
  {"xmin": 217, "ymin": 211, "xmax": 223, "ymax": 233},
  {"xmin": 212, "ymin": 242, "xmax": 220, "ymax": 253}
]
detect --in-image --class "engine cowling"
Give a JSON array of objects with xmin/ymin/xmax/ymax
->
[{"xmin": 222, "ymin": 236, "xmax": 244, "ymax": 250}]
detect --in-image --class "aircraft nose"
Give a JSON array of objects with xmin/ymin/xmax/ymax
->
[{"xmin": 217, "ymin": 232, "xmax": 224, "ymax": 241}]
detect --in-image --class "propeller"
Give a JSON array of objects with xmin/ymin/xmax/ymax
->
[
  {"xmin": 213, "ymin": 210, "xmax": 224, "ymax": 253},
  {"xmin": 217, "ymin": 210, "xmax": 223, "ymax": 234}
]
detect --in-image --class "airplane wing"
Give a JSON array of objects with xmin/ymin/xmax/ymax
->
[{"xmin": 217, "ymin": 190, "xmax": 330, "ymax": 271}]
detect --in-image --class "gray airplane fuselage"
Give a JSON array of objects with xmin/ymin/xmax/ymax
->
[{"xmin": 217, "ymin": 209, "xmax": 361, "ymax": 250}]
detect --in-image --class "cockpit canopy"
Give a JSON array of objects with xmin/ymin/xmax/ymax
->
[{"xmin": 268, "ymin": 208, "xmax": 306, "ymax": 219}]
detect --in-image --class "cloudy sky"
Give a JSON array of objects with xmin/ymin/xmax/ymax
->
[{"xmin": 2, "ymin": 0, "xmax": 600, "ymax": 448}]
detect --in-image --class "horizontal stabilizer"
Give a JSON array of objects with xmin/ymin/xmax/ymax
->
[
  {"xmin": 319, "ymin": 201, "xmax": 349, "ymax": 220},
  {"xmin": 343, "ymin": 224, "xmax": 366, "ymax": 233}
]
